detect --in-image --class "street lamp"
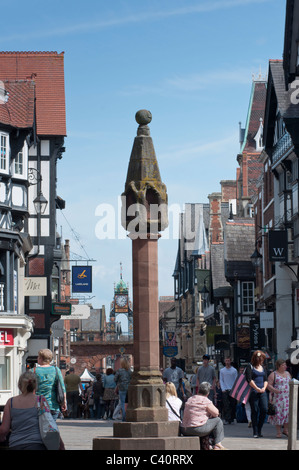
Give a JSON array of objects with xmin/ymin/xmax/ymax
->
[
  {"xmin": 28, "ymin": 167, "xmax": 48, "ymax": 214},
  {"xmin": 33, "ymin": 191, "xmax": 48, "ymax": 215},
  {"xmin": 250, "ymin": 242, "xmax": 263, "ymax": 268}
]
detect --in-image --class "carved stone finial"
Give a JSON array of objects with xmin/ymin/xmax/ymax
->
[
  {"xmin": 135, "ymin": 109, "xmax": 152, "ymax": 126},
  {"xmin": 121, "ymin": 111, "xmax": 168, "ymax": 235}
]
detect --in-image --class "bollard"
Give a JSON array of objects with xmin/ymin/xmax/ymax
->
[{"xmin": 288, "ymin": 379, "xmax": 299, "ymax": 450}]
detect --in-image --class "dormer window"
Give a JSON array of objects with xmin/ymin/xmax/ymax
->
[
  {"xmin": 0, "ymin": 133, "xmax": 8, "ymax": 172},
  {"xmin": 254, "ymin": 118, "xmax": 264, "ymax": 151}
]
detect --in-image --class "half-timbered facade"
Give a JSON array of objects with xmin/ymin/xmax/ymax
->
[{"xmin": 0, "ymin": 52, "xmax": 67, "ymax": 386}]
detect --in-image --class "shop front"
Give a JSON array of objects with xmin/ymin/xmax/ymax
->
[{"xmin": 0, "ymin": 316, "xmax": 33, "ymax": 411}]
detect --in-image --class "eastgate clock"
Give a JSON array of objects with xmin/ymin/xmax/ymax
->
[{"xmin": 115, "ymin": 295, "xmax": 127, "ymax": 307}]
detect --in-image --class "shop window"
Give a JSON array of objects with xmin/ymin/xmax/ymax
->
[{"xmin": 0, "ymin": 355, "xmax": 10, "ymax": 390}]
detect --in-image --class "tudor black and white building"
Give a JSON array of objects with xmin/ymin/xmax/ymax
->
[{"xmin": 0, "ymin": 52, "xmax": 67, "ymax": 407}]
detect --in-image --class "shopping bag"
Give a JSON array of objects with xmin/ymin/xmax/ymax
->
[
  {"xmin": 229, "ymin": 373, "xmax": 251, "ymax": 404},
  {"xmin": 37, "ymin": 395, "xmax": 60, "ymax": 450},
  {"xmin": 55, "ymin": 367, "xmax": 65, "ymax": 405}
]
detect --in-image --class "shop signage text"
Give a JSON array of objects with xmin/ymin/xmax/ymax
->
[
  {"xmin": 0, "ymin": 329, "xmax": 14, "ymax": 345},
  {"xmin": 24, "ymin": 277, "xmax": 47, "ymax": 296}
]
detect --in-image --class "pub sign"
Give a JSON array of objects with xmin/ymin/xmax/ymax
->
[
  {"xmin": 268, "ymin": 230, "xmax": 288, "ymax": 262},
  {"xmin": 72, "ymin": 266, "xmax": 92, "ymax": 293}
]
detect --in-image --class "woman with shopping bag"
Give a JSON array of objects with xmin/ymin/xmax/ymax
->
[{"xmin": 0, "ymin": 371, "xmax": 49, "ymax": 450}]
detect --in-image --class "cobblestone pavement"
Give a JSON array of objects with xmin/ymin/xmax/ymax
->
[{"xmin": 57, "ymin": 418, "xmax": 299, "ymax": 451}]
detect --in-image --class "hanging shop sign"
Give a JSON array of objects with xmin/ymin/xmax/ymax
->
[
  {"xmin": 260, "ymin": 311, "xmax": 274, "ymax": 329},
  {"xmin": 24, "ymin": 277, "xmax": 47, "ymax": 296},
  {"xmin": 214, "ymin": 334, "xmax": 230, "ymax": 350},
  {"xmin": 250, "ymin": 319, "xmax": 265, "ymax": 350},
  {"xmin": 163, "ymin": 346, "xmax": 178, "ymax": 357},
  {"xmin": 60, "ymin": 304, "xmax": 91, "ymax": 320},
  {"xmin": 51, "ymin": 302, "xmax": 72, "ymax": 316},
  {"xmin": 72, "ymin": 266, "xmax": 92, "ymax": 293},
  {"xmin": 268, "ymin": 230, "xmax": 288, "ymax": 262}
]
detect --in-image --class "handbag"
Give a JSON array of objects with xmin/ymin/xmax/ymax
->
[
  {"xmin": 267, "ymin": 401, "xmax": 276, "ymax": 416},
  {"xmin": 229, "ymin": 369, "xmax": 252, "ymax": 404},
  {"xmin": 37, "ymin": 395, "xmax": 60, "ymax": 450},
  {"xmin": 55, "ymin": 367, "xmax": 64, "ymax": 405},
  {"xmin": 268, "ymin": 372, "xmax": 276, "ymax": 416}
]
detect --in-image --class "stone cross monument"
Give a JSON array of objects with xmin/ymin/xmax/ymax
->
[{"xmin": 93, "ymin": 111, "xmax": 199, "ymax": 450}]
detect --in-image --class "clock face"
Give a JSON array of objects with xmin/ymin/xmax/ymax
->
[{"xmin": 115, "ymin": 295, "xmax": 127, "ymax": 307}]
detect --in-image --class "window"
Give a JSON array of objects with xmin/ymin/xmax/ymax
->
[
  {"xmin": 242, "ymin": 281, "xmax": 254, "ymax": 314},
  {"xmin": 15, "ymin": 150, "xmax": 23, "ymax": 175},
  {"xmin": 0, "ymin": 355, "xmax": 11, "ymax": 390},
  {"xmin": 13, "ymin": 142, "xmax": 27, "ymax": 179},
  {"xmin": 0, "ymin": 133, "xmax": 8, "ymax": 172}
]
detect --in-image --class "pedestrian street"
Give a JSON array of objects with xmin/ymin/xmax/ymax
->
[{"xmin": 57, "ymin": 418, "xmax": 299, "ymax": 451}]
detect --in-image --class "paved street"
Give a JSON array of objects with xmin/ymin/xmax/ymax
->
[{"xmin": 57, "ymin": 418, "xmax": 299, "ymax": 451}]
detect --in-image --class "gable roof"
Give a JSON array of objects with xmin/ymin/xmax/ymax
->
[
  {"xmin": 0, "ymin": 51, "xmax": 66, "ymax": 136},
  {"xmin": 264, "ymin": 60, "xmax": 299, "ymax": 149},
  {"xmin": 224, "ymin": 219, "xmax": 255, "ymax": 261},
  {"xmin": 240, "ymin": 80, "xmax": 267, "ymax": 153},
  {"xmin": 0, "ymin": 80, "xmax": 35, "ymax": 129}
]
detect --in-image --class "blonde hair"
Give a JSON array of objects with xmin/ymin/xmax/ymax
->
[
  {"xmin": 120, "ymin": 357, "xmax": 130, "ymax": 370},
  {"xmin": 165, "ymin": 382, "xmax": 177, "ymax": 398},
  {"xmin": 38, "ymin": 348, "xmax": 53, "ymax": 364},
  {"xmin": 18, "ymin": 371, "xmax": 37, "ymax": 394}
]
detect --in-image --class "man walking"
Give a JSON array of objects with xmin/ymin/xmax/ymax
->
[
  {"xmin": 219, "ymin": 357, "xmax": 238, "ymax": 424},
  {"xmin": 64, "ymin": 367, "xmax": 83, "ymax": 419},
  {"xmin": 196, "ymin": 355, "xmax": 216, "ymax": 402},
  {"xmin": 163, "ymin": 358, "xmax": 185, "ymax": 401}
]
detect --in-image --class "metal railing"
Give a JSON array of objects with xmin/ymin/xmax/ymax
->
[
  {"xmin": 288, "ymin": 379, "xmax": 299, "ymax": 450},
  {"xmin": 272, "ymin": 132, "xmax": 293, "ymax": 167}
]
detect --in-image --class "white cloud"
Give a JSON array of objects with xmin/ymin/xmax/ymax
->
[
  {"xmin": 0, "ymin": 0, "xmax": 273, "ymax": 42},
  {"xmin": 160, "ymin": 132, "xmax": 239, "ymax": 163}
]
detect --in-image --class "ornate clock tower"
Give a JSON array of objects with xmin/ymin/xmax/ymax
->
[{"xmin": 109, "ymin": 263, "xmax": 133, "ymax": 339}]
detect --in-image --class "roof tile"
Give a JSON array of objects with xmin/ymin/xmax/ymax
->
[{"xmin": 0, "ymin": 51, "xmax": 66, "ymax": 136}]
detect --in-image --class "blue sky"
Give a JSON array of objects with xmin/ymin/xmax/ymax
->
[{"xmin": 1, "ymin": 0, "xmax": 286, "ymax": 329}]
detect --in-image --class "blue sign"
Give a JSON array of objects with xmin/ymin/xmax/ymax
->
[
  {"xmin": 72, "ymin": 266, "xmax": 92, "ymax": 293},
  {"xmin": 163, "ymin": 346, "xmax": 178, "ymax": 358}
]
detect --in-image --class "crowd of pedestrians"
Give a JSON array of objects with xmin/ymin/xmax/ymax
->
[
  {"xmin": 0, "ymin": 348, "xmax": 296, "ymax": 450},
  {"xmin": 162, "ymin": 351, "xmax": 295, "ymax": 450}
]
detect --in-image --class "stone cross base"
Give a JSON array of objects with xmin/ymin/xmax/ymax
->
[
  {"xmin": 92, "ymin": 436, "xmax": 200, "ymax": 451},
  {"xmin": 125, "ymin": 378, "xmax": 168, "ymax": 422}
]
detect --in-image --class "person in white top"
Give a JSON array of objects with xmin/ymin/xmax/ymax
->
[
  {"xmin": 219, "ymin": 357, "xmax": 238, "ymax": 424},
  {"xmin": 165, "ymin": 382, "xmax": 182, "ymax": 421}
]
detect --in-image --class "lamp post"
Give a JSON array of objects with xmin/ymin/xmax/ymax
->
[
  {"xmin": 33, "ymin": 191, "xmax": 48, "ymax": 215},
  {"xmin": 27, "ymin": 168, "xmax": 48, "ymax": 258},
  {"xmin": 250, "ymin": 242, "xmax": 263, "ymax": 269}
]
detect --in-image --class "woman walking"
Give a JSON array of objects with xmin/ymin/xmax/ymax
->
[
  {"xmin": 267, "ymin": 359, "xmax": 291, "ymax": 438},
  {"xmin": 114, "ymin": 358, "xmax": 132, "ymax": 421},
  {"xmin": 0, "ymin": 372, "xmax": 47, "ymax": 450},
  {"xmin": 245, "ymin": 350, "xmax": 268, "ymax": 438},
  {"xmin": 33, "ymin": 348, "xmax": 67, "ymax": 421},
  {"xmin": 103, "ymin": 368, "xmax": 116, "ymax": 419}
]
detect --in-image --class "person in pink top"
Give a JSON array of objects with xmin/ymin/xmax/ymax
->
[{"xmin": 181, "ymin": 381, "xmax": 226, "ymax": 450}]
